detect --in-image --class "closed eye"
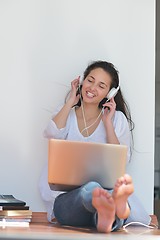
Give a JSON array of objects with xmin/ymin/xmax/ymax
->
[
  {"xmin": 99, "ymin": 84, "xmax": 106, "ymax": 89},
  {"xmin": 87, "ymin": 79, "xmax": 92, "ymax": 83}
]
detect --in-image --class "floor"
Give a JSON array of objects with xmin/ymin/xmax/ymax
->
[{"xmin": 0, "ymin": 213, "xmax": 159, "ymax": 240}]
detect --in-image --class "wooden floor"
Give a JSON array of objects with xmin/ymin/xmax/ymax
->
[{"xmin": 0, "ymin": 213, "xmax": 160, "ymax": 240}]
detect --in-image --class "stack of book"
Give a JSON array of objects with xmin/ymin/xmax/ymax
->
[{"xmin": 0, "ymin": 195, "xmax": 32, "ymax": 227}]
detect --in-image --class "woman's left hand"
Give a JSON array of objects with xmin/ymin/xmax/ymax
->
[{"xmin": 102, "ymin": 97, "xmax": 116, "ymax": 124}]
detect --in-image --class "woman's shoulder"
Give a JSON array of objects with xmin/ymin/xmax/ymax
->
[
  {"xmin": 114, "ymin": 110, "xmax": 128, "ymax": 126},
  {"xmin": 114, "ymin": 110, "xmax": 127, "ymax": 119}
]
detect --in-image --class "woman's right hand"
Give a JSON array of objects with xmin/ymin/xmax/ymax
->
[
  {"xmin": 67, "ymin": 77, "xmax": 81, "ymax": 106},
  {"xmin": 52, "ymin": 77, "xmax": 81, "ymax": 129}
]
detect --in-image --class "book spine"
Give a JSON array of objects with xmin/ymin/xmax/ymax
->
[
  {"xmin": 0, "ymin": 219, "xmax": 29, "ymax": 227},
  {"xmin": 0, "ymin": 210, "xmax": 32, "ymax": 216}
]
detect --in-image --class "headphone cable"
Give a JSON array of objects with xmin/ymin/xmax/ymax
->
[{"xmin": 80, "ymin": 106, "xmax": 103, "ymax": 135}]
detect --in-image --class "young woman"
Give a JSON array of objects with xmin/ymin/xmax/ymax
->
[{"xmin": 39, "ymin": 61, "xmax": 151, "ymax": 233}]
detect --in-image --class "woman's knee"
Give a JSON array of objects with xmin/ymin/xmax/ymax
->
[
  {"xmin": 82, "ymin": 181, "xmax": 102, "ymax": 192},
  {"xmin": 79, "ymin": 181, "xmax": 102, "ymax": 213}
]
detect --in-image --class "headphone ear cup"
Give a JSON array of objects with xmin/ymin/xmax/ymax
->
[{"xmin": 106, "ymin": 88, "xmax": 118, "ymax": 100}]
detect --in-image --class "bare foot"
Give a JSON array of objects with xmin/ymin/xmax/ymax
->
[
  {"xmin": 92, "ymin": 188, "xmax": 115, "ymax": 233},
  {"xmin": 112, "ymin": 174, "xmax": 134, "ymax": 219}
]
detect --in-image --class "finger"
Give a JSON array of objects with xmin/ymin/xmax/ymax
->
[
  {"xmin": 103, "ymin": 100, "xmax": 116, "ymax": 108},
  {"xmin": 102, "ymin": 107, "xmax": 110, "ymax": 114},
  {"xmin": 103, "ymin": 103, "xmax": 114, "ymax": 108},
  {"xmin": 75, "ymin": 78, "xmax": 80, "ymax": 87},
  {"xmin": 71, "ymin": 79, "xmax": 79, "ymax": 89},
  {"xmin": 110, "ymin": 97, "xmax": 116, "ymax": 103}
]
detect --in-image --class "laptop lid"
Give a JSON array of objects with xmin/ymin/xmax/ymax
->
[
  {"xmin": 48, "ymin": 139, "xmax": 127, "ymax": 191},
  {"xmin": 0, "ymin": 195, "xmax": 26, "ymax": 206}
]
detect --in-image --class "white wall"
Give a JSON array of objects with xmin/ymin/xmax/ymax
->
[
  {"xmin": 155, "ymin": 0, "xmax": 160, "ymax": 189},
  {"xmin": 0, "ymin": 0, "xmax": 155, "ymax": 213},
  {"xmin": 156, "ymin": 0, "xmax": 160, "ymax": 124}
]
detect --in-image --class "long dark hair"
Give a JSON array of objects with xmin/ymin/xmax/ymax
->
[{"xmin": 66, "ymin": 60, "xmax": 134, "ymax": 132}]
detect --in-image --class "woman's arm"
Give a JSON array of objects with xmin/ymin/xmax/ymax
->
[
  {"xmin": 102, "ymin": 98, "xmax": 120, "ymax": 144},
  {"xmin": 102, "ymin": 98, "xmax": 131, "ymax": 162},
  {"xmin": 53, "ymin": 78, "xmax": 80, "ymax": 129},
  {"xmin": 44, "ymin": 78, "xmax": 80, "ymax": 139}
]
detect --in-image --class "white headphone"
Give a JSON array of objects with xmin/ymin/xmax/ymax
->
[{"xmin": 106, "ymin": 80, "xmax": 120, "ymax": 100}]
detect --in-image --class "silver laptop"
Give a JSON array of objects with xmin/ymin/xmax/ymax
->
[{"xmin": 48, "ymin": 139, "xmax": 127, "ymax": 191}]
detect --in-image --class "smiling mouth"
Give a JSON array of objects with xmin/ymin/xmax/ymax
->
[{"xmin": 86, "ymin": 91, "xmax": 95, "ymax": 98}]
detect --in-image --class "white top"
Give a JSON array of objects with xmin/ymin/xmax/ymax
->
[
  {"xmin": 39, "ymin": 105, "xmax": 151, "ymax": 225},
  {"xmin": 44, "ymin": 105, "xmax": 131, "ymax": 161}
]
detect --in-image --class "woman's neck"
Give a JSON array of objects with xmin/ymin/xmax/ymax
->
[
  {"xmin": 75, "ymin": 101, "xmax": 102, "ymax": 137},
  {"xmin": 80, "ymin": 102, "xmax": 101, "ymax": 121}
]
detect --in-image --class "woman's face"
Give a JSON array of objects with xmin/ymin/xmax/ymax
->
[{"xmin": 81, "ymin": 68, "xmax": 112, "ymax": 105}]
